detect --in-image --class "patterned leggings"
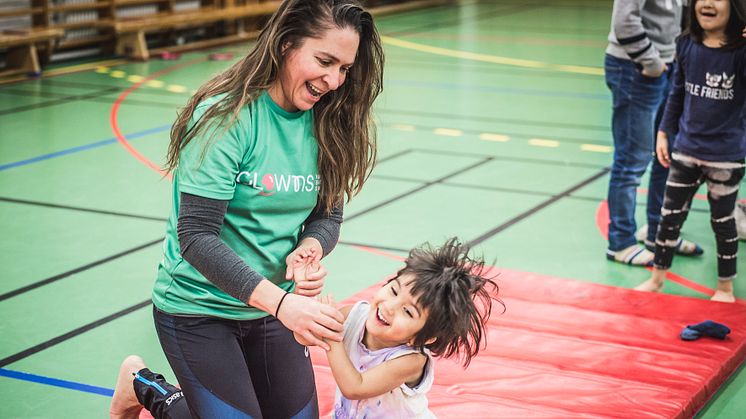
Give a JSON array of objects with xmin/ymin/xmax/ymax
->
[{"xmin": 654, "ymin": 153, "xmax": 745, "ymax": 280}]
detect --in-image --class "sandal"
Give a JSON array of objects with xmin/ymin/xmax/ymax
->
[
  {"xmin": 636, "ymin": 224, "xmax": 703, "ymax": 256},
  {"xmin": 606, "ymin": 244, "xmax": 654, "ymax": 266},
  {"xmin": 643, "ymin": 238, "xmax": 703, "ymax": 256}
]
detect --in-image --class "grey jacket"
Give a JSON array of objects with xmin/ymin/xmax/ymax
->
[{"xmin": 606, "ymin": 0, "xmax": 686, "ymax": 73}]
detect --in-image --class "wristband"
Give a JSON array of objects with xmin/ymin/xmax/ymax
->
[{"xmin": 275, "ymin": 291, "xmax": 290, "ymax": 318}]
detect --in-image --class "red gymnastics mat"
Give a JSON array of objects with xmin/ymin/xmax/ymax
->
[{"xmin": 310, "ymin": 269, "xmax": 746, "ymax": 418}]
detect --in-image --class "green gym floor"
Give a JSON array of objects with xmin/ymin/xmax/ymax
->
[{"xmin": 1, "ymin": 0, "xmax": 745, "ymax": 417}]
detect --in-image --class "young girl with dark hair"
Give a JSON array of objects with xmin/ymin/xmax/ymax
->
[
  {"xmin": 296, "ymin": 238, "xmax": 501, "ymax": 418},
  {"xmin": 636, "ymin": 0, "xmax": 746, "ymax": 302}
]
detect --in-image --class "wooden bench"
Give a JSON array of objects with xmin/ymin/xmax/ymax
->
[
  {"xmin": 112, "ymin": 2, "xmax": 281, "ymax": 60},
  {"xmin": 0, "ymin": 28, "xmax": 64, "ymax": 78}
]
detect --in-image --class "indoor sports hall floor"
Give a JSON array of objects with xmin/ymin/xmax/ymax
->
[{"xmin": 1, "ymin": 0, "xmax": 745, "ymax": 417}]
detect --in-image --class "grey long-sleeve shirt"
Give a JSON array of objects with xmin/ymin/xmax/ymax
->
[{"xmin": 606, "ymin": 0, "xmax": 686, "ymax": 73}]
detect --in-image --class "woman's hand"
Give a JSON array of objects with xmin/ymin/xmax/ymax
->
[
  {"xmin": 278, "ymin": 293, "xmax": 344, "ymax": 350},
  {"xmin": 656, "ymin": 131, "xmax": 671, "ymax": 168},
  {"xmin": 293, "ymin": 294, "xmax": 338, "ymax": 346}
]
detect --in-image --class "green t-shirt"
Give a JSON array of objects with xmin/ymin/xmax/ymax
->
[{"xmin": 153, "ymin": 91, "xmax": 319, "ymax": 320}]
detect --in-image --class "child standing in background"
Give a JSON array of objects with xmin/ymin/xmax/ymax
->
[
  {"xmin": 294, "ymin": 238, "xmax": 501, "ymax": 418},
  {"xmin": 636, "ymin": 0, "xmax": 746, "ymax": 302}
]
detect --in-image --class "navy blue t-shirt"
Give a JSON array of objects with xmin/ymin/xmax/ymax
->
[{"xmin": 660, "ymin": 36, "xmax": 746, "ymax": 161}]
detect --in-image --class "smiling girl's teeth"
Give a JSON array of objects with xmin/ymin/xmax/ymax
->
[{"xmin": 376, "ymin": 308, "xmax": 389, "ymax": 325}]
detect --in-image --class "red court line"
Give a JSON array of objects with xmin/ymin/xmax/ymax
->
[
  {"xmin": 348, "ymin": 244, "xmax": 406, "ymax": 262},
  {"xmin": 109, "ymin": 58, "xmax": 207, "ymax": 179}
]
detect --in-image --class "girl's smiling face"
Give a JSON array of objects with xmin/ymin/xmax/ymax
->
[
  {"xmin": 364, "ymin": 275, "xmax": 429, "ymax": 351},
  {"xmin": 695, "ymin": 0, "xmax": 731, "ymax": 37},
  {"xmin": 268, "ymin": 26, "xmax": 359, "ymax": 112}
]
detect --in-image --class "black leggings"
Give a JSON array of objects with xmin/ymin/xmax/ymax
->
[
  {"xmin": 139, "ymin": 307, "xmax": 318, "ymax": 419},
  {"xmin": 654, "ymin": 153, "xmax": 745, "ymax": 280}
]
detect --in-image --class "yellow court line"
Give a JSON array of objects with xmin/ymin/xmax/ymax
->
[
  {"xmin": 383, "ymin": 123, "xmax": 612, "ymax": 153},
  {"xmin": 43, "ymin": 59, "xmax": 129, "ymax": 77},
  {"xmin": 391, "ymin": 123, "xmax": 416, "ymax": 131},
  {"xmin": 0, "ymin": 59, "xmax": 129, "ymax": 85},
  {"xmin": 434, "ymin": 128, "xmax": 463, "ymax": 137},
  {"xmin": 167, "ymin": 85, "xmax": 188, "ymax": 93},
  {"xmin": 479, "ymin": 133, "xmax": 510, "ymax": 142},
  {"xmin": 581, "ymin": 144, "xmax": 614, "ymax": 153},
  {"xmin": 381, "ymin": 36, "xmax": 604, "ymax": 76},
  {"xmin": 529, "ymin": 138, "xmax": 560, "ymax": 148}
]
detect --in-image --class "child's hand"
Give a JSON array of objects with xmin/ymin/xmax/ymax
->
[
  {"xmin": 288, "ymin": 247, "xmax": 316, "ymax": 276},
  {"xmin": 285, "ymin": 242, "xmax": 322, "ymax": 280},
  {"xmin": 287, "ymin": 248, "xmax": 326, "ymax": 297},
  {"xmin": 656, "ymin": 131, "xmax": 670, "ymax": 168},
  {"xmin": 295, "ymin": 259, "xmax": 327, "ymax": 297},
  {"xmin": 318, "ymin": 294, "xmax": 337, "ymax": 307}
]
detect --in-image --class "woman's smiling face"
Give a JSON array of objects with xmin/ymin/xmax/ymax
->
[{"xmin": 269, "ymin": 26, "xmax": 360, "ymax": 112}]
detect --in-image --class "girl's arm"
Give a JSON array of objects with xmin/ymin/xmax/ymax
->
[
  {"xmin": 323, "ymin": 307, "xmax": 428, "ymax": 401},
  {"xmin": 658, "ymin": 40, "xmax": 687, "ymax": 138},
  {"xmin": 296, "ymin": 302, "xmax": 428, "ymax": 398},
  {"xmin": 327, "ymin": 344, "xmax": 427, "ymax": 400}
]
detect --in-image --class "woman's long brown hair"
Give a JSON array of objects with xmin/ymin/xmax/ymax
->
[{"xmin": 165, "ymin": 0, "xmax": 384, "ymax": 213}]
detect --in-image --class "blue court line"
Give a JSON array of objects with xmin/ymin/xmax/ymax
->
[
  {"xmin": 388, "ymin": 79, "xmax": 609, "ymax": 100},
  {"xmin": 0, "ymin": 368, "xmax": 113, "ymax": 397},
  {"xmin": 0, "ymin": 124, "xmax": 171, "ymax": 172}
]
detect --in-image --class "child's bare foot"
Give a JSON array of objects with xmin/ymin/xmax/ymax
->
[
  {"xmin": 711, "ymin": 280, "xmax": 735, "ymax": 303},
  {"xmin": 711, "ymin": 290, "xmax": 736, "ymax": 302},
  {"xmin": 110, "ymin": 355, "xmax": 145, "ymax": 419},
  {"xmin": 634, "ymin": 268, "xmax": 665, "ymax": 292},
  {"xmin": 634, "ymin": 278, "xmax": 664, "ymax": 292}
]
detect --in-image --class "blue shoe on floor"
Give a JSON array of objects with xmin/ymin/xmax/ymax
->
[{"xmin": 680, "ymin": 320, "xmax": 731, "ymax": 341}]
